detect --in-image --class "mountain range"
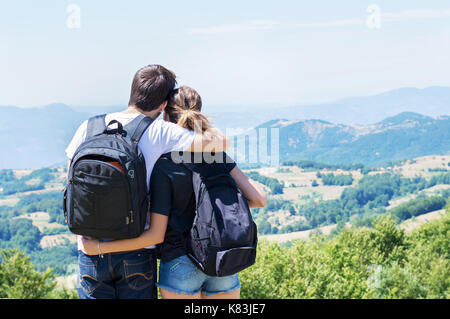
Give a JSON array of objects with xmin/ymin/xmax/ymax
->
[
  {"xmin": 249, "ymin": 112, "xmax": 450, "ymax": 167},
  {"xmin": 0, "ymin": 87, "xmax": 449, "ymax": 169},
  {"xmin": 207, "ymin": 86, "xmax": 450, "ymax": 130}
]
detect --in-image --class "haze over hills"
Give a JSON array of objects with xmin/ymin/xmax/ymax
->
[
  {"xmin": 207, "ymin": 86, "xmax": 450, "ymax": 130},
  {"xmin": 0, "ymin": 104, "xmax": 89, "ymax": 169},
  {"xmin": 278, "ymin": 86, "xmax": 450, "ymax": 125},
  {"xmin": 0, "ymin": 87, "xmax": 449, "ymax": 169}
]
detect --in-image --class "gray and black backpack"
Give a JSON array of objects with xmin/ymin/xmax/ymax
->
[
  {"xmin": 63, "ymin": 114, "xmax": 153, "ymax": 239},
  {"xmin": 183, "ymin": 165, "xmax": 258, "ymax": 277}
]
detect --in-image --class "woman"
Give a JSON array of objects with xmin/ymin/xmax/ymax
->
[{"xmin": 80, "ymin": 86, "xmax": 267, "ymax": 299}]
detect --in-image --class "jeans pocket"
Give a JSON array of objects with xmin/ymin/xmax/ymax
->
[
  {"xmin": 167, "ymin": 256, "xmax": 198, "ymax": 281},
  {"xmin": 123, "ymin": 253, "xmax": 155, "ymax": 291},
  {"xmin": 78, "ymin": 254, "xmax": 100, "ymax": 295}
]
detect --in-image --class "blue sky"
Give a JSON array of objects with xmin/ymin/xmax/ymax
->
[{"xmin": 1, "ymin": 0, "xmax": 450, "ymax": 109}]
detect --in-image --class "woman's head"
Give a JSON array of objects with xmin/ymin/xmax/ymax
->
[{"xmin": 164, "ymin": 86, "xmax": 210, "ymax": 132}]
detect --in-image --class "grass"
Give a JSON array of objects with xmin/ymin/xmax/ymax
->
[
  {"xmin": 398, "ymin": 209, "xmax": 446, "ymax": 234},
  {"xmin": 40, "ymin": 234, "xmax": 77, "ymax": 249},
  {"xmin": 261, "ymin": 223, "xmax": 339, "ymax": 243}
]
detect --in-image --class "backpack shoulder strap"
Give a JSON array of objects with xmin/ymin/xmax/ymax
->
[
  {"xmin": 178, "ymin": 161, "xmax": 202, "ymax": 205},
  {"xmin": 125, "ymin": 114, "xmax": 155, "ymax": 144},
  {"xmin": 86, "ymin": 114, "xmax": 107, "ymax": 138}
]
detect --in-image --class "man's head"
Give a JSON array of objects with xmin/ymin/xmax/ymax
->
[{"xmin": 128, "ymin": 64, "xmax": 177, "ymax": 112}]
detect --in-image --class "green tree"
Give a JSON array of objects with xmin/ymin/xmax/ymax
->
[
  {"xmin": 47, "ymin": 287, "xmax": 78, "ymax": 299},
  {"xmin": 240, "ymin": 212, "xmax": 449, "ymax": 299},
  {"xmin": 0, "ymin": 249, "xmax": 55, "ymax": 298},
  {"xmin": 391, "ymin": 196, "xmax": 447, "ymax": 222}
]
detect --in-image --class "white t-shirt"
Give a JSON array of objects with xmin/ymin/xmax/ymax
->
[{"xmin": 65, "ymin": 111, "xmax": 196, "ymax": 250}]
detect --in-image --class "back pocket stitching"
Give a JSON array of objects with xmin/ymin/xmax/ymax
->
[{"xmin": 123, "ymin": 257, "xmax": 154, "ymax": 291}]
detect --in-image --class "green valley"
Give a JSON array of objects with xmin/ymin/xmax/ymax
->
[{"xmin": 0, "ymin": 154, "xmax": 449, "ymax": 291}]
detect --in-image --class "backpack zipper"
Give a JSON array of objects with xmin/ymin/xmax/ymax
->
[{"xmin": 128, "ymin": 210, "xmax": 134, "ymax": 224}]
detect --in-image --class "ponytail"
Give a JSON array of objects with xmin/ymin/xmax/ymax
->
[
  {"xmin": 166, "ymin": 86, "xmax": 210, "ymax": 132},
  {"xmin": 177, "ymin": 108, "xmax": 210, "ymax": 132}
]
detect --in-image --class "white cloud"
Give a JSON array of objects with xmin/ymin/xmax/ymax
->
[
  {"xmin": 288, "ymin": 19, "xmax": 363, "ymax": 29},
  {"xmin": 383, "ymin": 9, "xmax": 450, "ymax": 22},
  {"xmin": 187, "ymin": 8, "xmax": 450, "ymax": 35},
  {"xmin": 187, "ymin": 20, "xmax": 281, "ymax": 35}
]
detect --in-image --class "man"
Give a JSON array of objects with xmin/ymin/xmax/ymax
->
[{"xmin": 65, "ymin": 64, "xmax": 229, "ymax": 299}]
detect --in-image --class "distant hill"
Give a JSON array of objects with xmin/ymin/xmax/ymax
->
[
  {"xmin": 0, "ymin": 104, "xmax": 129, "ymax": 169},
  {"xmin": 208, "ymin": 86, "xmax": 450, "ymax": 130},
  {"xmin": 282, "ymin": 86, "xmax": 450, "ymax": 125},
  {"xmin": 278, "ymin": 86, "xmax": 450, "ymax": 125},
  {"xmin": 1, "ymin": 86, "xmax": 450, "ymax": 169},
  {"xmin": 239, "ymin": 112, "xmax": 450, "ymax": 167},
  {"xmin": 0, "ymin": 104, "xmax": 89, "ymax": 169}
]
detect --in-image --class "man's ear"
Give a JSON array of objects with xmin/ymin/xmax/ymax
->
[{"xmin": 158, "ymin": 101, "xmax": 168, "ymax": 112}]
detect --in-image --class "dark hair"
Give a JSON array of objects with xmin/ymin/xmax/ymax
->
[
  {"xmin": 165, "ymin": 86, "xmax": 210, "ymax": 132},
  {"xmin": 128, "ymin": 64, "xmax": 177, "ymax": 112}
]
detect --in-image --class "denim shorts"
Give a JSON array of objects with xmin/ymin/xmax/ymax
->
[{"xmin": 157, "ymin": 255, "xmax": 241, "ymax": 296}]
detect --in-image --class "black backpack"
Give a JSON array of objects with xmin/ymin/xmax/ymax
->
[
  {"xmin": 63, "ymin": 114, "xmax": 154, "ymax": 239},
  {"xmin": 183, "ymin": 165, "xmax": 258, "ymax": 277}
]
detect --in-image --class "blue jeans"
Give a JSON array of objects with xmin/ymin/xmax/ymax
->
[
  {"xmin": 77, "ymin": 249, "xmax": 157, "ymax": 299},
  {"xmin": 158, "ymin": 255, "xmax": 241, "ymax": 296}
]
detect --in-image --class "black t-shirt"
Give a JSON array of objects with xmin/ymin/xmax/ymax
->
[{"xmin": 149, "ymin": 152, "xmax": 236, "ymax": 263}]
